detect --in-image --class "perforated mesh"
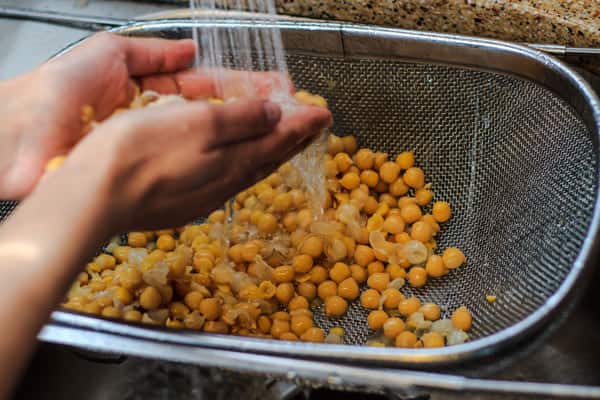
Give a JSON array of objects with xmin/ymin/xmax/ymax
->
[{"xmin": 1, "ymin": 53, "xmax": 595, "ymax": 344}]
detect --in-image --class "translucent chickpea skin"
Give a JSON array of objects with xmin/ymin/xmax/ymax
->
[{"xmin": 61, "ymin": 100, "xmax": 470, "ymax": 348}]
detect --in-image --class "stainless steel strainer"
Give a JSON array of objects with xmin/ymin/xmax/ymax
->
[{"xmin": 5, "ymin": 17, "xmax": 600, "ymax": 398}]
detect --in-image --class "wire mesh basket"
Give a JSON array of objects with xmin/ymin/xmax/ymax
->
[{"xmin": 5, "ymin": 16, "xmax": 600, "ymax": 398}]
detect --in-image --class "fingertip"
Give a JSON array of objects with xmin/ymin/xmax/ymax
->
[{"xmin": 263, "ymin": 101, "xmax": 282, "ymax": 127}]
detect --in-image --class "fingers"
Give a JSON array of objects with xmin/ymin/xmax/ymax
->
[{"xmin": 138, "ymin": 69, "xmax": 294, "ymax": 99}]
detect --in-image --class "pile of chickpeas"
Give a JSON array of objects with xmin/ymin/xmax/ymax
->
[{"xmin": 62, "ymin": 90, "xmax": 472, "ymax": 348}]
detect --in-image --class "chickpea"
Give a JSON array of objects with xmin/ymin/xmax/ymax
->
[
  {"xmin": 354, "ymin": 148, "xmax": 374, "ymax": 170},
  {"xmin": 379, "ymin": 161, "xmax": 401, "ymax": 184},
  {"xmin": 341, "ymin": 136, "xmax": 358, "ymax": 155},
  {"xmin": 199, "ymin": 298, "xmax": 222, "ymax": 321},
  {"xmin": 395, "ymin": 331, "xmax": 418, "ymax": 348},
  {"xmin": 271, "ymin": 319, "xmax": 291, "ymax": 338},
  {"xmin": 367, "ymin": 261, "xmax": 385, "ymax": 276},
  {"xmin": 408, "ymin": 267, "xmax": 427, "ymax": 288},
  {"xmin": 341, "ymin": 172, "xmax": 360, "ymax": 190},
  {"xmin": 383, "ymin": 317, "xmax": 405, "ymax": 339},
  {"xmin": 432, "ymin": 201, "xmax": 452, "ymax": 223},
  {"xmin": 140, "ymin": 287, "xmax": 162, "ymax": 310},
  {"xmin": 289, "ymin": 189, "xmax": 306, "ymax": 208},
  {"xmin": 123, "ymin": 310, "xmax": 143, "ymax": 322},
  {"xmin": 288, "ymin": 296, "xmax": 309, "ymax": 311},
  {"xmin": 297, "ymin": 209, "xmax": 313, "ymax": 230},
  {"xmin": 325, "ymin": 295, "xmax": 348, "ymax": 317},
  {"xmin": 367, "ymin": 310, "xmax": 389, "ymax": 330},
  {"xmin": 425, "ymin": 255, "xmax": 447, "ymax": 278},
  {"xmin": 293, "ymin": 254, "xmax": 314, "ymax": 273},
  {"xmin": 421, "ymin": 214, "xmax": 440, "ymax": 233},
  {"xmin": 451, "ymin": 306, "xmax": 472, "ymax": 331},
  {"xmin": 415, "ymin": 189, "xmax": 433, "ymax": 206},
  {"xmin": 354, "ymin": 245, "xmax": 375, "ymax": 266},
  {"xmin": 411, "ymin": 221, "xmax": 433, "ymax": 243},
  {"xmin": 420, "ymin": 303, "xmax": 441, "ymax": 321},
  {"xmin": 330, "ymin": 262, "xmax": 351, "ymax": 283},
  {"xmin": 279, "ymin": 332, "xmax": 299, "ymax": 341},
  {"xmin": 283, "ymin": 212, "xmax": 298, "ymax": 232},
  {"xmin": 95, "ymin": 254, "xmax": 116, "ymax": 271},
  {"xmin": 367, "ymin": 272, "xmax": 390, "ymax": 292},
  {"xmin": 169, "ymin": 302, "xmax": 190, "ymax": 319},
  {"xmin": 442, "ymin": 247, "xmax": 466, "ymax": 269},
  {"xmin": 241, "ymin": 242, "xmax": 259, "ymax": 262},
  {"xmin": 342, "ymin": 236, "xmax": 356, "ymax": 257},
  {"xmin": 328, "ymin": 135, "xmax": 344, "ymax": 155},
  {"xmin": 128, "ymin": 232, "xmax": 147, "ymax": 248},
  {"xmin": 324, "ymin": 159, "xmax": 338, "ymax": 178},
  {"xmin": 363, "ymin": 196, "xmax": 379, "ymax": 215},
  {"xmin": 395, "ymin": 151, "xmax": 415, "ymax": 170},
  {"xmin": 387, "ymin": 264, "xmax": 406, "ymax": 280},
  {"xmin": 102, "ymin": 306, "xmax": 122, "ymax": 319},
  {"xmin": 276, "ymin": 283, "xmax": 295, "ymax": 304},
  {"xmin": 258, "ymin": 315, "xmax": 272, "ymax": 334},
  {"xmin": 337, "ymin": 278, "xmax": 360, "ymax": 300},
  {"xmin": 389, "ymin": 178, "xmax": 409, "ymax": 197},
  {"xmin": 258, "ymin": 213, "xmax": 278, "ymax": 235},
  {"xmin": 204, "ymin": 321, "xmax": 229, "ymax": 334},
  {"xmin": 394, "ymin": 232, "xmax": 411, "ymax": 245},
  {"xmin": 184, "ymin": 291, "xmax": 204, "ymax": 310},
  {"xmin": 382, "ymin": 288, "xmax": 404, "ymax": 309},
  {"xmin": 334, "ymin": 152, "xmax": 353, "ymax": 173},
  {"xmin": 297, "ymin": 282, "xmax": 317, "ymax": 300},
  {"xmin": 272, "ymin": 311, "xmax": 290, "ymax": 321},
  {"xmin": 114, "ymin": 287, "xmax": 133, "ymax": 306},
  {"xmin": 360, "ymin": 170, "xmax": 379, "ymax": 188},
  {"xmin": 382, "ymin": 215, "xmax": 405, "ymax": 234},
  {"xmin": 318, "ymin": 280, "xmax": 338, "ymax": 300},
  {"xmin": 350, "ymin": 264, "xmax": 367, "ymax": 283},
  {"xmin": 398, "ymin": 296, "xmax": 421, "ymax": 316},
  {"xmin": 113, "ymin": 246, "xmax": 130, "ymax": 263},
  {"xmin": 300, "ymin": 236, "xmax": 324, "ymax": 258},
  {"xmin": 360, "ymin": 289, "xmax": 381, "ymax": 309},
  {"xmin": 301, "ymin": 327, "xmax": 325, "ymax": 343},
  {"xmin": 273, "ymin": 192, "xmax": 293, "ymax": 212},
  {"xmin": 422, "ymin": 332, "xmax": 445, "ymax": 348},
  {"xmin": 273, "ymin": 265, "xmax": 295, "ymax": 283},
  {"xmin": 290, "ymin": 315, "xmax": 314, "ymax": 336},
  {"xmin": 400, "ymin": 203, "xmax": 422, "ymax": 224},
  {"xmin": 403, "ymin": 167, "xmax": 425, "ymax": 189},
  {"xmin": 372, "ymin": 152, "xmax": 387, "ymax": 170},
  {"xmin": 310, "ymin": 266, "xmax": 329, "ymax": 284},
  {"xmin": 82, "ymin": 302, "xmax": 102, "ymax": 314}
]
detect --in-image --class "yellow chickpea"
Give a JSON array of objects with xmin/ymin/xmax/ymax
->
[
  {"xmin": 355, "ymin": 148, "xmax": 375, "ymax": 170},
  {"xmin": 442, "ymin": 247, "xmax": 466, "ymax": 269},
  {"xmin": 420, "ymin": 303, "xmax": 441, "ymax": 321},
  {"xmin": 386, "ymin": 264, "xmax": 406, "ymax": 280},
  {"xmin": 140, "ymin": 287, "xmax": 162, "ymax": 310},
  {"xmin": 258, "ymin": 315, "xmax": 272, "ymax": 334},
  {"xmin": 354, "ymin": 245, "xmax": 375, "ymax": 266},
  {"xmin": 324, "ymin": 159, "xmax": 339, "ymax": 178},
  {"xmin": 310, "ymin": 266, "xmax": 329, "ymax": 284},
  {"xmin": 288, "ymin": 296, "xmax": 310, "ymax": 311},
  {"xmin": 184, "ymin": 291, "xmax": 204, "ymax": 310},
  {"xmin": 282, "ymin": 212, "xmax": 298, "ymax": 232},
  {"xmin": 350, "ymin": 264, "xmax": 367, "ymax": 283},
  {"xmin": 241, "ymin": 242, "xmax": 260, "ymax": 263},
  {"xmin": 382, "ymin": 215, "xmax": 405, "ymax": 234},
  {"xmin": 425, "ymin": 255, "xmax": 447, "ymax": 277},
  {"xmin": 300, "ymin": 236, "xmax": 324, "ymax": 258},
  {"xmin": 421, "ymin": 214, "xmax": 441, "ymax": 233},
  {"xmin": 394, "ymin": 232, "xmax": 411, "ymax": 245},
  {"xmin": 271, "ymin": 319, "xmax": 291, "ymax": 338},
  {"xmin": 318, "ymin": 280, "xmax": 338, "ymax": 300},
  {"xmin": 342, "ymin": 236, "xmax": 356, "ymax": 257},
  {"xmin": 395, "ymin": 151, "xmax": 415, "ymax": 170},
  {"xmin": 398, "ymin": 296, "xmax": 421, "ymax": 316},
  {"xmin": 389, "ymin": 178, "xmax": 409, "ymax": 197},
  {"xmin": 301, "ymin": 327, "xmax": 325, "ymax": 343},
  {"xmin": 113, "ymin": 246, "xmax": 130, "ymax": 263},
  {"xmin": 273, "ymin": 192, "xmax": 293, "ymax": 212},
  {"xmin": 334, "ymin": 152, "xmax": 353, "ymax": 173},
  {"xmin": 258, "ymin": 213, "xmax": 278, "ymax": 235},
  {"xmin": 297, "ymin": 282, "xmax": 317, "ymax": 300},
  {"xmin": 337, "ymin": 278, "xmax": 360, "ymax": 300},
  {"xmin": 372, "ymin": 152, "xmax": 388, "ymax": 170},
  {"xmin": 403, "ymin": 167, "xmax": 425, "ymax": 189},
  {"xmin": 114, "ymin": 286, "xmax": 133, "ymax": 306},
  {"xmin": 123, "ymin": 310, "xmax": 143, "ymax": 322},
  {"xmin": 432, "ymin": 201, "xmax": 452, "ymax": 223},
  {"xmin": 128, "ymin": 232, "xmax": 148, "ymax": 248},
  {"xmin": 382, "ymin": 288, "xmax": 404, "ymax": 309},
  {"xmin": 367, "ymin": 310, "xmax": 389, "ymax": 330},
  {"xmin": 325, "ymin": 295, "xmax": 348, "ymax": 317},
  {"xmin": 328, "ymin": 135, "xmax": 344, "ymax": 155},
  {"xmin": 383, "ymin": 317, "xmax": 405, "ymax": 339},
  {"xmin": 360, "ymin": 170, "xmax": 379, "ymax": 188},
  {"xmin": 411, "ymin": 221, "xmax": 433, "ymax": 243},
  {"xmin": 199, "ymin": 298, "xmax": 222, "ymax": 321},
  {"xmin": 156, "ymin": 234, "xmax": 176, "ymax": 252},
  {"xmin": 330, "ymin": 262, "xmax": 351, "ymax": 283},
  {"xmin": 341, "ymin": 172, "xmax": 360, "ymax": 190},
  {"xmin": 451, "ymin": 306, "xmax": 472, "ymax": 331},
  {"xmin": 272, "ymin": 311, "xmax": 290, "ymax": 321},
  {"xmin": 102, "ymin": 306, "xmax": 122, "ymax": 319},
  {"xmin": 360, "ymin": 289, "xmax": 381, "ymax": 309},
  {"xmin": 291, "ymin": 315, "xmax": 314, "ymax": 336},
  {"xmin": 374, "ymin": 180, "xmax": 388, "ymax": 193},
  {"xmin": 120, "ymin": 268, "xmax": 143, "ymax": 290},
  {"xmin": 276, "ymin": 283, "xmax": 295, "ymax": 304},
  {"xmin": 400, "ymin": 203, "xmax": 422, "ymax": 224},
  {"xmin": 395, "ymin": 331, "xmax": 418, "ymax": 348},
  {"xmin": 293, "ymin": 254, "xmax": 314, "ymax": 273},
  {"xmin": 169, "ymin": 302, "xmax": 190, "ymax": 319},
  {"xmin": 341, "ymin": 136, "xmax": 358, "ymax": 154},
  {"xmin": 272, "ymin": 265, "xmax": 295, "ymax": 283},
  {"xmin": 422, "ymin": 332, "xmax": 445, "ymax": 348},
  {"xmin": 408, "ymin": 267, "xmax": 427, "ymax": 288},
  {"xmin": 95, "ymin": 254, "xmax": 116, "ymax": 271},
  {"xmin": 379, "ymin": 161, "xmax": 401, "ymax": 184},
  {"xmin": 366, "ymin": 261, "xmax": 385, "ymax": 276},
  {"xmin": 367, "ymin": 272, "xmax": 390, "ymax": 292}
]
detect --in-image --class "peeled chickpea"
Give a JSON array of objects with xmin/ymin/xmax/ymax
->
[
  {"xmin": 432, "ymin": 201, "xmax": 452, "ymax": 223},
  {"xmin": 114, "ymin": 287, "xmax": 133, "ymax": 306},
  {"xmin": 411, "ymin": 221, "xmax": 433, "ymax": 242},
  {"xmin": 400, "ymin": 203, "xmax": 422, "ymax": 224},
  {"xmin": 337, "ymin": 278, "xmax": 360, "ymax": 300},
  {"xmin": 395, "ymin": 151, "xmax": 414, "ymax": 170},
  {"xmin": 367, "ymin": 261, "xmax": 385, "ymax": 275},
  {"xmin": 395, "ymin": 331, "xmax": 418, "ymax": 347},
  {"xmin": 273, "ymin": 192, "xmax": 293, "ymax": 212},
  {"xmin": 389, "ymin": 178, "xmax": 409, "ymax": 197},
  {"xmin": 382, "ymin": 288, "xmax": 404, "ymax": 309},
  {"xmin": 102, "ymin": 306, "xmax": 122, "ymax": 319},
  {"xmin": 128, "ymin": 232, "xmax": 147, "ymax": 248},
  {"xmin": 350, "ymin": 264, "xmax": 367, "ymax": 283},
  {"xmin": 273, "ymin": 265, "xmax": 295, "ymax": 283},
  {"xmin": 293, "ymin": 254, "xmax": 314, "ymax": 274},
  {"xmin": 363, "ymin": 196, "xmax": 379, "ymax": 214},
  {"xmin": 353, "ymin": 149, "xmax": 373, "ymax": 170},
  {"xmin": 258, "ymin": 315, "xmax": 272, "ymax": 334},
  {"xmin": 325, "ymin": 295, "xmax": 348, "ymax": 317},
  {"xmin": 288, "ymin": 296, "xmax": 309, "ymax": 311},
  {"xmin": 398, "ymin": 296, "xmax": 421, "ymax": 316},
  {"xmin": 360, "ymin": 289, "xmax": 381, "ymax": 309},
  {"xmin": 300, "ymin": 236, "xmax": 324, "ymax": 258},
  {"xmin": 354, "ymin": 245, "xmax": 375, "ymax": 266},
  {"xmin": 328, "ymin": 135, "xmax": 344, "ymax": 155},
  {"xmin": 184, "ymin": 291, "xmax": 204, "ymax": 310},
  {"xmin": 341, "ymin": 172, "xmax": 360, "ymax": 190},
  {"xmin": 425, "ymin": 255, "xmax": 447, "ymax": 277},
  {"xmin": 297, "ymin": 282, "xmax": 317, "ymax": 300},
  {"xmin": 169, "ymin": 302, "xmax": 190, "ymax": 319},
  {"xmin": 140, "ymin": 287, "xmax": 162, "ymax": 310},
  {"xmin": 451, "ymin": 306, "xmax": 472, "ymax": 331},
  {"xmin": 276, "ymin": 283, "xmax": 295, "ymax": 304},
  {"xmin": 330, "ymin": 262, "xmax": 351, "ymax": 283},
  {"xmin": 382, "ymin": 215, "xmax": 405, "ymax": 234},
  {"xmin": 387, "ymin": 264, "xmax": 406, "ymax": 280},
  {"xmin": 334, "ymin": 152, "xmax": 353, "ymax": 173},
  {"xmin": 271, "ymin": 319, "xmax": 291, "ymax": 338},
  {"xmin": 123, "ymin": 310, "xmax": 143, "ymax": 322},
  {"xmin": 301, "ymin": 327, "xmax": 325, "ymax": 343},
  {"xmin": 258, "ymin": 213, "xmax": 278, "ymax": 235},
  {"xmin": 408, "ymin": 267, "xmax": 427, "ymax": 287},
  {"xmin": 291, "ymin": 315, "xmax": 314, "ymax": 336},
  {"xmin": 341, "ymin": 136, "xmax": 358, "ymax": 154},
  {"xmin": 367, "ymin": 272, "xmax": 390, "ymax": 292},
  {"xmin": 360, "ymin": 170, "xmax": 379, "ymax": 188},
  {"xmin": 403, "ymin": 167, "xmax": 425, "ymax": 189},
  {"xmin": 421, "ymin": 303, "xmax": 442, "ymax": 321},
  {"xmin": 422, "ymin": 332, "xmax": 445, "ymax": 348},
  {"xmin": 367, "ymin": 310, "xmax": 389, "ymax": 330},
  {"xmin": 383, "ymin": 317, "xmax": 405, "ymax": 339},
  {"xmin": 199, "ymin": 298, "xmax": 222, "ymax": 321},
  {"xmin": 442, "ymin": 247, "xmax": 466, "ymax": 269},
  {"xmin": 318, "ymin": 280, "xmax": 338, "ymax": 300},
  {"xmin": 297, "ymin": 209, "xmax": 313, "ymax": 230},
  {"xmin": 113, "ymin": 246, "xmax": 130, "ymax": 263},
  {"xmin": 310, "ymin": 266, "xmax": 328, "ymax": 284}
]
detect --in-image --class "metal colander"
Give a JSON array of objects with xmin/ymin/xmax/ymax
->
[{"xmin": 9, "ymin": 18, "xmax": 600, "ymax": 389}]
